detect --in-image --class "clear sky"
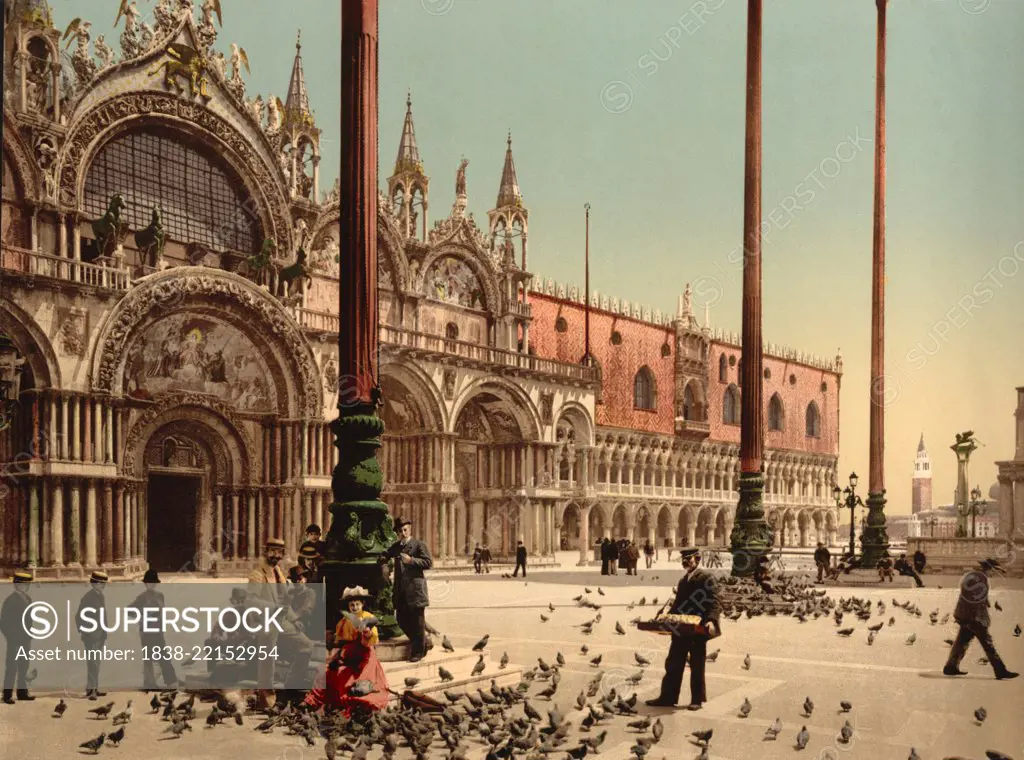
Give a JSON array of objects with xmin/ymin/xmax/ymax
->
[{"xmin": 51, "ymin": 0, "xmax": 1024, "ymax": 514}]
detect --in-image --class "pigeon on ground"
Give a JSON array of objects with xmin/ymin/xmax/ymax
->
[
  {"xmin": 836, "ymin": 628, "xmax": 855, "ymax": 637},
  {"xmin": 442, "ymin": 635, "xmax": 455, "ymax": 652},
  {"xmin": 499, "ymin": 652, "xmax": 509, "ymax": 669},
  {"xmin": 53, "ymin": 699, "xmax": 67, "ymax": 718},
  {"xmin": 111, "ymin": 700, "xmax": 133, "ymax": 725},
  {"xmin": 580, "ymin": 645, "xmax": 589, "ymax": 655},
  {"xmin": 652, "ymin": 718, "xmax": 663, "ymax": 742},
  {"xmin": 738, "ymin": 698, "xmax": 752, "ymax": 718},
  {"xmin": 994, "ymin": 601, "xmax": 1002, "ymax": 612},
  {"xmin": 796, "ymin": 725, "xmax": 809, "ymax": 749},
  {"xmin": 149, "ymin": 694, "xmax": 160, "ymax": 713},
  {"xmin": 472, "ymin": 655, "xmax": 486, "ymax": 676},
  {"xmin": 79, "ymin": 733, "xmax": 106, "ymax": 754},
  {"xmin": 840, "ymin": 701, "xmax": 852, "ymax": 713},
  {"xmin": 743, "ymin": 653, "xmax": 751, "ymax": 670},
  {"xmin": 473, "ymin": 635, "xmax": 490, "ymax": 651},
  {"xmin": 549, "ymin": 603, "xmax": 556, "ymax": 612},
  {"xmin": 839, "ymin": 720, "xmax": 853, "ymax": 744},
  {"xmin": 706, "ymin": 649, "xmax": 720, "ymax": 663},
  {"xmin": 108, "ymin": 726, "xmax": 125, "ymax": 746},
  {"xmin": 867, "ymin": 622, "xmax": 883, "ymax": 632},
  {"xmin": 589, "ymin": 654, "xmax": 602, "ymax": 667},
  {"xmin": 89, "ymin": 701, "xmax": 115, "ymax": 720},
  {"xmin": 691, "ymin": 727, "xmax": 713, "ymax": 745},
  {"xmin": 627, "ymin": 717, "xmax": 651, "ymax": 732},
  {"xmin": 764, "ymin": 718, "xmax": 782, "ymax": 740},
  {"xmin": 405, "ymin": 677, "xmax": 421, "ymax": 688},
  {"xmin": 908, "ymin": 749, "xmax": 921, "ymax": 760},
  {"xmin": 615, "ymin": 622, "xmax": 626, "ymax": 635},
  {"xmin": 556, "ymin": 652, "xmax": 566, "ymax": 666},
  {"xmin": 634, "ymin": 652, "xmax": 650, "ymax": 666},
  {"xmin": 867, "ymin": 631, "xmax": 876, "ymax": 646},
  {"xmin": 540, "ymin": 614, "xmax": 549, "ymax": 622},
  {"xmin": 439, "ymin": 666, "xmax": 455, "ymax": 682},
  {"xmin": 906, "ymin": 633, "xmax": 916, "ymax": 645},
  {"xmin": 985, "ymin": 751, "xmax": 1014, "ymax": 760},
  {"xmin": 802, "ymin": 697, "xmax": 813, "ymax": 717},
  {"xmin": 1013, "ymin": 624, "xmax": 1022, "ymax": 637},
  {"xmin": 584, "ymin": 588, "xmax": 592, "ymax": 594},
  {"xmin": 974, "ymin": 706, "xmax": 987, "ymax": 725}
]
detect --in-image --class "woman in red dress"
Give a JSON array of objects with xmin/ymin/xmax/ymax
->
[{"xmin": 303, "ymin": 586, "xmax": 390, "ymax": 715}]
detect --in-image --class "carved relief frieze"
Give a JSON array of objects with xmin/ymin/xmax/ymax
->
[{"xmin": 57, "ymin": 306, "xmax": 88, "ymax": 356}]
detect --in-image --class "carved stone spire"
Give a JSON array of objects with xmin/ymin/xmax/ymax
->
[
  {"xmin": 495, "ymin": 131, "xmax": 523, "ymax": 209},
  {"xmin": 285, "ymin": 29, "xmax": 311, "ymax": 117},
  {"xmin": 387, "ymin": 93, "xmax": 428, "ymax": 239},
  {"xmin": 394, "ymin": 92, "xmax": 422, "ymax": 175}
]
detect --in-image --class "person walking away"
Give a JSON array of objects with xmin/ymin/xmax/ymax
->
[
  {"xmin": 472, "ymin": 543, "xmax": 483, "ymax": 574},
  {"xmin": 1, "ymin": 571, "xmax": 35, "ymax": 704},
  {"xmin": 76, "ymin": 571, "xmax": 110, "ymax": 700},
  {"xmin": 513, "ymin": 541, "xmax": 528, "ymax": 577},
  {"xmin": 480, "ymin": 544, "xmax": 492, "ymax": 574},
  {"xmin": 644, "ymin": 540, "xmax": 655, "ymax": 569},
  {"xmin": 129, "ymin": 569, "xmax": 179, "ymax": 691},
  {"xmin": 814, "ymin": 542, "xmax": 830, "ymax": 583},
  {"xmin": 381, "ymin": 517, "xmax": 433, "ymax": 662},
  {"xmin": 943, "ymin": 558, "xmax": 1018, "ymax": 680},
  {"xmin": 627, "ymin": 542, "xmax": 640, "ymax": 575},
  {"xmin": 645, "ymin": 548, "xmax": 721, "ymax": 711},
  {"xmin": 599, "ymin": 539, "xmax": 610, "ymax": 576},
  {"xmin": 913, "ymin": 548, "xmax": 927, "ymax": 575}
]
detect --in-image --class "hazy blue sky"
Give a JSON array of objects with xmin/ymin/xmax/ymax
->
[{"xmin": 51, "ymin": 0, "xmax": 1024, "ymax": 514}]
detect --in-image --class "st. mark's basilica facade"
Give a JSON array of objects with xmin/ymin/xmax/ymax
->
[{"xmin": 0, "ymin": 0, "xmax": 843, "ymax": 577}]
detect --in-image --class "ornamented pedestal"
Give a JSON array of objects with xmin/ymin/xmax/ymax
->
[{"xmin": 730, "ymin": 472, "xmax": 773, "ymax": 576}]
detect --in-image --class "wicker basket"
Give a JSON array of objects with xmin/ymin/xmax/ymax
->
[{"xmin": 636, "ymin": 613, "xmax": 709, "ymax": 637}]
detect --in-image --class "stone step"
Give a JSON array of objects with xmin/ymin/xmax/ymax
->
[{"xmin": 382, "ymin": 649, "xmax": 523, "ymax": 701}]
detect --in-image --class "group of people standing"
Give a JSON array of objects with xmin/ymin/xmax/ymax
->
[{"xmin": 599, "ymin": 538, "xmax": 642, "ymax": 575}]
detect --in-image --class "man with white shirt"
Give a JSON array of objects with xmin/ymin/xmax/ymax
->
[{"xmin": 646, "ymin": 547, "xmax": 722, "ymax": 711}]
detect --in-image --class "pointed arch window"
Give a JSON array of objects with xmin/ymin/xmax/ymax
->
[
  {"xmin": 805, "ymin": 401, "xmax": 821, "ymax": 438},
  {"xmin": 768, "ymin": 393, "xmax": 785, "ymax": 431},
  {"xmin": 633, "ymin": 366, "xmax": 656, "ymax": 411},
  {"xmin": 683, "ymin": 383, "xmax": 695, "ymax": 421},
  {"xmin": 718, "ymin": 354, "xmax": 728, "ymax": 383},
  {"xmin": 723, "ymin": 384, "xmax": 740, "ymax": 425}
]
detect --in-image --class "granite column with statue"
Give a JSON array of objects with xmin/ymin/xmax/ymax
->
[
  {"xmin": 861, "ymin": 0, "xmax": 891, "ymax": 565},
  {"xmin": 319, "ymin": 0, "xmax": 402, "ymax": 641},
  {"xmin": 729, "ymin": 0, "xmax": 772, "ymax": 576}
]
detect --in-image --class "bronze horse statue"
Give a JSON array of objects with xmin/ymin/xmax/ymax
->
[
  {"xmin": 278, "ymin": 247, "xmax": 312, "ymax": 298},
  {"xmin": 85, "ymin": 193, "xmax": 129, "ymax": 262}
]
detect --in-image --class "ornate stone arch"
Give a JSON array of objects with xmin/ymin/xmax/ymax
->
[
  {"xmin": 307, "ymin": 200, "xmax": 409, "ymax": 293},
  {"xmin": 56, "ymin": 91, "xmax": 290, "ymax": 250},
  {"xmin": 554, "ymin": 401, "xmax": 594, "ymax": 445},
  {"xmin": 2, "ymin": 111, "xmax": 39, "ymax": 201},
  {"xmin": 377, "ymin": 360, "xmax": 447, "ymax": 432},
  {"xmin": 121, "ymin": 393, "xmax": 257, "ymax": 485},
  {"xmin": 89, "ymin": 268, "xmax": 322, "ymax": 419},
  {"xmin": 451, "ymin": 377, "xmax": 542, "ymax": 442},
  {"xmin": 417, "ymin": 243, "xmax": 501, "ymax": 315},
  {"xmin": 0, "ymin": 298, "xmax": 60, "ymax": 388}
]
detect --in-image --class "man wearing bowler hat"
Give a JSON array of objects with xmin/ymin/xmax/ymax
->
[
  {"xmin": 129, "ymin": 569, "xmax": 179, "ymax": 691},
  {"xmin": 76, "ymin": 570, "xmax": 109, "ymax": 700},
  {"xmin": 1, "ymin": 571, "xmax": 36, "ymax": 704},
  {"xmin": 943, "ymin": 557, "xmax": 1018, "ymax": 680},
  {"xmin": 646, "ymin": 547, "xmax": 721, "ymax": 711},
  {"xmin": 381, "ymin": 517, "xmax": 432, "ymax": 662}
]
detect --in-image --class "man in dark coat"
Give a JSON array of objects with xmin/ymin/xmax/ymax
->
[
  {"xmin": 894, "ymin": 552, "xmax": 924, "ymax": 587},
  {"xmin": 913, "ymin": 549, "xmax": 927, "ymax": 574},
  {"xmin": 599, "ymin": 539, "xmax": 610, "ymax": 575},
  {"xmin": 513, "ymin": 541, "xmax": 528, "ymax": 577},
  {"xmin": 128, "ymin": 569, "xmax": 179, "ymax": 691},
  {"xmin": 472, "ymin": 544, "xmax": 483, "ymax": 574},
  {"xmin": 1, "ymin": 571, "xmax": 35, "ymax": 704},
  {"xmin": 813, "ymin": 542, "xmax": 830, "ymax": 583},
  {"xmin": 76, "ymin": 571, "xmax": 109, "ymax": 700},
  {"xmin": 943, "ymin": 558, "xmax": 1018, "ymax": 680},
  {"xmin": 646, "ymin": 548, "xmax": 722, "ymax": 710},
  {"xmin": 382, "ymin": 517, "xmax": 433, "ymax": 662}
]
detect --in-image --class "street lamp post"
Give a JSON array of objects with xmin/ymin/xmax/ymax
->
[
  {"xmin": 833, "ymin": 472, "xmax": 865, "ymax": 558},
  {"xmin": 968, "ymin": 485, "xmax": 987, "ymax": 538}
]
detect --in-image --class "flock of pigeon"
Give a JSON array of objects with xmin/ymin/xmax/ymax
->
[{"xmin": 47, "ymin": 570, "xmax": 1024, "ymax": 758}]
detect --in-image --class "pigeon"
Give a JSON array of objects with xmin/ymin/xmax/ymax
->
[
  {"xmin": 652, "ymin": 718, "xmax": 663, "ymax": 742},
  {"xmin": 738, "ymin": 698, "xmax": 752, "ymax": 718},
  {"xmin": 499, "ymin": 652, "xmax": 509, "ymax": 669},
  {"xmin": 906, "ymin": 633, "xmax": 916, "ymax": 645},
  {"xmin": 405, "ymin": 677, "xmax": 421, "ymax": 688},
  {"xmin": 163, "ymin": 718, "xmax": 192, "ymax": 738},
  {"xmin": 585, "ymin": 588, "xmax": 592, "ymax": 593},
  {"xmin": 549, "ymin": 603, "xmax": 556, "ymax": 612},
  {"xmin": 111, "ymin": 700, "xmax": 133, "ymax": 725},
  {"xmin": 706, "ymin": 649, "xmax": 720, "ymax": 663},
  {"xmin": 1014, "ymin": 624, "xmax": 1021, "ymax": 637},
  {"xmin": 473, "ymin": 635, "xmax": 490, "ymax": 651},
  {"xmin": 540, "ymin": 614, "xmax": 549, "ymax": 622},
  {"xmin": 743, "ymin": 653, "xmax": 751, "ymax": 670},
  {"xmin": 691, "ymin": 727, "xmax": 713, "ymax": 745},
  {"xmin": 836, "ymin": 628, "xmax": 855, "ymax": 637},
  {"xmin": 868, "ymin": 622, "xmax": 883, "ymax": 632},
  {"xmin": 79, "ymin": 733, "xmax": 106, "ymax": 754},
  {"xmin": 472, "ymin": 655, "xmax": 486, "ymax": 676},
  {"xmin": 628, "ymin": 717, "xmax": 651, "ymax": 732},
  {"xmin": 888, "ymin": 617, "xmax": 895, "ymax": 626},
  {"xmin": 838, "ymin": 720, "xmax": 853, "ymax": 744},
  {"xmin": 89, "ymin": 701, "xmax": 116, "ymax": 720},
  {"xmin": 994, "ymin": 601, "xmax": 1002, "ymax": 612},
  {"xmin": 908, "ymin": 749, "xmax": 921, "ymax": 760},
  {"xmin": 589, "ymin": 654, "xmax": 602, "ymax": 667},
  {"xmin": 615, "ymin": 622, "xmax": 626, "ymax": 635},
  {"xmin": 556, "ymin": 652, "xmax": 566, "ymax": 666},
  {"xmin": 802, "ymin": 697, "xmax": 814, "ymax": 717},
  {"xmin": 985, "ymin": 752, "xmax": 1014, "ymax": 760},
  {"xmin": 53, "ymin": 699, "xmax": 67, "ymax": 718},
  {"xmin": 442, "ymin": 635, "xmax": 455, "ymax": 652},
  {"xmin": 867, "ymin": 631, "xmax": 876, "ymax": 646},
  {"xmin": 348, "ymin": 679, "xmax": 377, "ymax": 697},
  {"xmin": 634, "ymin": 652, "xmax": 650, "ymax": 666},
  {"xmin": 974, "ymin": 706, "xmax": 987, "ymax": 725},
  {"xmin": 764, "ymin": 719, "xmax": 782, "ymax": 740},
  {"xmin": 796, "ymin": 725, "xmax": 810, "ymax": 749},
  {"xmin": 108, "ymin": 726, "xmax": 125, "ymax": 746},
  {"xmin": 598, "ymin": 588, "xmax": 605, "ymax": 596},
  {"xmin": 148, "ymin": 694, "xmax": 161, "ymax": 713},
  {"xmin": 839, "ymin": 701, "xmax": 852, "ymax": 713},
  {"xmin": 580, "ymin": 645, "xmax": 590, "ymax": 655},
  {"xmin": 439, "ymin": 666, "xmax": 455, "ymax": 682}
]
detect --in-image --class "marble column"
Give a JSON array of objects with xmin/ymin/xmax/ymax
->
[
  {"xmin": 247, "ymin": 493, "xmax": 257, "ymax": 558},
  {"xmin": 50, "ymin": 481, "xmax": 64, "ymax": 566},
  {"xmin": 84, "ymin": 481, "xmax": 97, "ymax": 567},
  {"xmin": 668, "ymin": 525, "xmax": 678, "ymax": 549},
  {"xmin": 60, "ymin": 396, "xmax": 69, "ymax": 460},
  {"xmin": 470, "ymin": 500, "xmax": 484, "ymax": 547},
  {"xmin": 686, "ymin": 524, "xmax": 697, "ymax": 547},
  {"xmin": 532, "ymin": 501, "xmax": 542, "ymax": 555},
  {"xmin": 998, "ymin": 478, "xmax": 1014, "ymax": 538},
  {"xmin": 99, "ymin": 481, "xmax": 111, "ymax": 564},
  {"xmin": 68, "ymin": 481, "xmax": 81, "ymax": 565},
  {"xmin": 27, "ymin": 481, "xmax": 40, "ymax": 568},
  {"xmin": 1014, "ymin": 481, "xmax": 1024, "ymax": 542},
  {"xmin": 105, "ymin": 405, "xmax": 114, "ymax": 463},
  {"xmin": 578, "ymin": 506, "xmax": 591, "ymax": 565},
  {"xmin": 214, "ymin": 491, "xmax": 224, "ymax": 555},
  {"xmin": 72, "ymin": 397, "xmax": 81, "ymax": 461},
  {"xmin": 437, "ymin": 499, "xmax": 447, "ymax": 559},
  {"xmin": 230, "ymin": 493, "xmax": 240, "ymax": 559},
  {"xmin": 113, "ymin": 485, "xmax": 124, "ymax": 562}
]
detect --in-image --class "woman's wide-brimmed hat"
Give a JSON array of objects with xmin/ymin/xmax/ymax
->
[
  {"xmin": 979, "ymin": 557, "xmax": 1006, "ymax": 574},
  {"xmin": 90, "ymin": 570, "xmax": 109, "ymax": 583},
  {"xmin": 229, "ymin": 587, "xmax": 248, "ymax": 604},
  {"xmin": 341, "ymin": 585, "xmax": 373, "ymax": 602},
  {"xmin": 142, "ymin": 569, "xmax": 160, "ymax": 584},
  {"xmin": 298, "ymin": 543, "xmax": 321, "ymax": 560}
]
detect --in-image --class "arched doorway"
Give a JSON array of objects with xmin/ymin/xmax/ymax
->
[
  {"xmin": 714, "ymin": 510, "xmax": 727, "ymax": 546},
  {"xmin": 636, "ymin": 506, "xmax": 652, "ymax": 545},
  {"xmin": 612, "ymin": 504, "xmax": 629, "ymax": 540},
  {"xmin": 656, "ymin": 505, "xmax": 672, "ymax": 548},
  {"xmin": 561, "ymin": 503, "xmax": 581, "ymax": 550}
]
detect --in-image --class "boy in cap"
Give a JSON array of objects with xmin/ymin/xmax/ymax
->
[
  {"xmin": 298, "ymin": 525, "xmax": 323, "ymax": 571},
  {"xmin": 1, "ymin": 571, "xmax": 35, "ymax": 704},
  {"xmin": 943, "ymin": 558, "xmax": 1018, "ymax": 680},
  {"xmin": 76, "ymin": 571, "xmax": 109, "ymax": 700}
]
